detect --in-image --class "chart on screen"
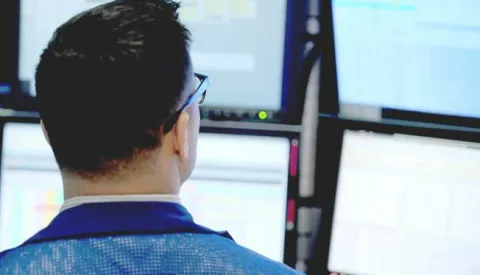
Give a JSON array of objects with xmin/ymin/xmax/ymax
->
[
  {"xmin": 329, "ymin": 130, "xmax": 480, "ymax": 275},
  {"xmin": 333, "ymin": 0, "xmax": 480, "ymax": 118}
]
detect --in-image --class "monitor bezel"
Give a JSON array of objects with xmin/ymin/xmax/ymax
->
[
  {"xmin": 0, "ymin": 0, "xmax": 20, "ymax": 107},
  {"xmin": 0, "ymin": 114, "xmax": 300, "ymax": 267},
  {"xmin": 6, "ymin": 0, "xmax": 308, "ymax": 124},
  {"xmin": 309, "ymin": 115, "xmax": 480, "ymax": 274},
  {"xmin": 318, "ymin": 0, "xmax": 340, "ymax": 115}
]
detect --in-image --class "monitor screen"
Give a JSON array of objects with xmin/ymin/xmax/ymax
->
[
  {"xmin": 329, "ymin": 130, "xmax": 480, "ymax": 275},
  {"xmin": 19, "ymin": 0, "xmax": 288, "ymax": 111},
  {"xmin": 179, "ymin": 0, "xmax": 287, "ymax": 110},
  {"xmin": 333, "ymin": 0, "xmax": 480, "ymax": 118},
  {"xmin": 0, "ymin": 122, "xmax": 291, "ymax": 262}
]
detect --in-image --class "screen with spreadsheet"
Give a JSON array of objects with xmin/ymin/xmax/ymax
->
[
  {"xmin": 329, "ymin": 130, "xmax": 480, "ymax": 275},
  {"xmin": 333, "ymin": 0, "xmax": 480, "ymax": 118},
  {"xmin": 0, "ymin": 122, "xmax": 291, "ymax": 262},
  {"xmin": 19, "ymin": 0, "xmax": 288, "ymax": 111}
]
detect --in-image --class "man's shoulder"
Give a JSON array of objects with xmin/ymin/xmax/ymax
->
[
  {"xmin": 0, "ymin": 234, "xmax": 302, "ymax": 274},
  {"xmin": 187, "ymin": 234, "xmax": 302, "ymax": 274},
  {"xmin": 0, "ymin": 251, "xmax": 7, "ymax": 261}
]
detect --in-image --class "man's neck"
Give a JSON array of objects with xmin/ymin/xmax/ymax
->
[{"xmin": 61, "ymin": 171, "xmax": 181, "ymax": 199}]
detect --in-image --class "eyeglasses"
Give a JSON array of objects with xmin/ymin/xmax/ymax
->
[{"xmin": 163, "ymin": 73, "xmax": 208, "ymax": 133}]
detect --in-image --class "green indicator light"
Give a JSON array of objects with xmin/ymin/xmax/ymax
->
[{"xmin": 258, "ymin": 111, "xmax": 268, "ymax": 120}]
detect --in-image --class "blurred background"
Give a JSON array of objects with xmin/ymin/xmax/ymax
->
[{"xmin": 0, "ymin": 0, "xmax": 479, "ymax": 274}]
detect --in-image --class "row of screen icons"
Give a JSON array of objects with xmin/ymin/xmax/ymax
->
[{"xmin": 200, "ymin": 108, "xmax": 279, "ymax": 122}]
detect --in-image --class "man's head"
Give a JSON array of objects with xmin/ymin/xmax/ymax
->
[{"xmin": 36, "ymin": 0, "xmax": 202, "ymax": 185}]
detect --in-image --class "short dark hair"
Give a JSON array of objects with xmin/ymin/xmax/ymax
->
[{"xmin": 36, "ymin": 0, "xmax": 191, "ymax": 177}]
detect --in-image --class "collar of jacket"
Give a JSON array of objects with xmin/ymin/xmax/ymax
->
[{"xmin": 22, "ymin": 201, "xmax": 233, "ymax": 246}]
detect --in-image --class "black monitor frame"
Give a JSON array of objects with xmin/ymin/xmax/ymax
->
[
  {"xmin": 381, "ymin": 107, "xmax": 480, "ymax": 130},
  {"xmin": 0, "ymin": 113, "xmax": 301, "ymax": 267},
  {"xmin": 308, "ymin": 114, "xmax": 480, "ymax": 274},
  {"xmin": 0, "ymin": 0, "xmax": 20, "ymax": 107},
  {"xmin": 318, "ymin": 0, "xmax": 340, "ymax": 115},
  {"xmin": 6, "ymin": 0, "xmax": 308, "ymax": 125}
]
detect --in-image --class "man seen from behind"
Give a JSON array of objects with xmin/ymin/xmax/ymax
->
[{"xmin": 0, "ymin": 1, "xmax": 302, "ymax": 274}]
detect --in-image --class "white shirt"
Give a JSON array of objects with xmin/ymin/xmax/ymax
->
[{"xmin": 60, "ymin": 194, "xmax": 181, "ymax": 212}]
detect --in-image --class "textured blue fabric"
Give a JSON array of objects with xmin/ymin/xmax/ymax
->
[{"xmin": 0, "ymin": 202, "xmax": 302, "ymax": 274}]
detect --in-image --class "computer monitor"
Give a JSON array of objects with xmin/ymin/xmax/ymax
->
[
  {"xmin": 0, "ymin": 0, "xmax": 16, "ymax": 102},
  {"xmin": 18, "ymin": 0, "xmax": 303, "ymax": 122},
  {"xmin": 179, "ymin": 0, "xmax": 287, "ymax": 111},
  {"xmin": 329, "ymin": 0, "xmax": 480, "ymax": 118},
  {"xmin": 0, "ymin": 121, "xmax": 299, "ymax": 263},
  {"xmin": 316, "ymin": 118, "xmax": 480, "ymax": 275}
]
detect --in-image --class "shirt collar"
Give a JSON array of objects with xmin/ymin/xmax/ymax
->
[
  {"xmin": 20, "ymin": 201, "xmax": 233, "ymax": 248},
  {"xmin": 60, "ymin": 194, "xmax": 181, "ymax": 212}
]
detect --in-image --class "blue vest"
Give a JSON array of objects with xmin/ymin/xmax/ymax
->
[{"xmin": 0, "ymin": 202, "xmax": 302, "ymax": 274}]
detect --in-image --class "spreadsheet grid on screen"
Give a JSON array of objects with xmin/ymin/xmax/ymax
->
[
  {"xmin": 19, "ymin": 0, "xmax": 287, "ymax": 110},
  {"xmin": 333, "ymin": 0, "xmax": 480, "ymax": 118},
  {"xmin": 329, "ymin": 130, "xmax": 480, "ymax": 275},
  {"xmin": 0, "ymin": 123, "xmax": 290, "ymax": 262}
]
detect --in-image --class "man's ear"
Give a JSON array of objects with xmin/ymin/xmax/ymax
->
[
  {"xmin": 173, "ymin": 112, "xmax": 190, "ymax": 161},
  {"xmin": 40, "ymin": 120, "xmax": 51, "ymax": 146}
]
